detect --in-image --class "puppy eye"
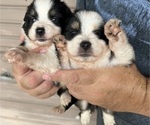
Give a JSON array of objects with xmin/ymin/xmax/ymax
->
[
  {"xmin": 93, "ymin": 30, "xmax": 100, "ymax": 35},
  {"xmin": 70, "ymin": 30, "xmax": 78, "ymax": 36},
  {"xmin": 51, "ymin": 17, "xmax": 59, "ymax": 23},
  {"xmin": 30, "ymin": 16, "xmax": 36, "ymax": 22},
  {"xmin": 32, "ymin": 18, "xmax": 36, "ymax": 22}
]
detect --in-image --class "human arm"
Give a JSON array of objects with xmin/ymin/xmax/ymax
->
[{"xmin": 44, "ymin": 64, "xmax": 150, "ymax": 116}]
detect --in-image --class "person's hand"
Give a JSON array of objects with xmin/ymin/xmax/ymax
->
[
  {"xmin": 12, "ymin": 64, "xmax": 59, "ymax": 99},
  {"xmin": 43, "ymin": 64, "xmax": 149, "ymax": 116},
  {"xmin": 12, "ymin": 47, "xmax": 59, "ymax": 99}
]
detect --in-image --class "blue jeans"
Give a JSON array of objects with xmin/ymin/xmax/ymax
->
[{"xmin": 97, "ymin": 108, "xmax": 150, "ymax": 125}]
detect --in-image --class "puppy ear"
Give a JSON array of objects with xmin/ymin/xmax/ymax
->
[
  {"xmin": 23, "ymin": 2, "xmax": 34, "ymax": 21},
  {"xmin": 23, "ymin": 13, "xmax": 28, "ymax": 21}
]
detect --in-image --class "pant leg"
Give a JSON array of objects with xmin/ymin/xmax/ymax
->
[{"xmin": 97, "ymin": 108, "xmax": 150, "ymax": 125}]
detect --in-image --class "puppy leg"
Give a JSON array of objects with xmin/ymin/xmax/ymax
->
[
  {"xmin": 102, "ymin": 109, "xmax": 116, "ymax": 125},
  {"xmin": 104, "ymin": 19, "xmax": 134, "ymax": 65},
  {"xmin": 51, "ymin": 97, "xmax": 73, "ymax": 114},
  {"xmin": 104, "ymin": 19, "xmax": 122, "ymax": 44},
  {"xmin": 4, "ymin": 46, "xmax": 28, "ymax": 64},
  {"xmin": 52, "ymin": 88, "xmax": 70, "ymax": 114},
  {"xmin": 52, "ymin": 105, "xmax": 66, "ymax": 114},
  {"xmin": 57, "ymin": 88, "xmax": 72, "ymax": 107},
  {"xmin": 5, "ymin": 45, "xmax": 60, "ymax": 73},
  {"xmin": 52, "ymin": 88, "xmax": 77, "ymax": 114},
  {"xmin": 53, "ymin": 34, "xmax": 67, "ymax": 51},
  {"xmin": 53, "ymin": 35, "xmax": 71, "ymax": 69},
  {"xmin": 80, "ymin": 110, "xmax": 91, "ymax": 125},
  {"xmin": 60, "ymin": 90, "xmax": 72, "ymax": 106},
  {"xmin": 75, "ymin": 101, "xmax": 95, "ymax": 125}
]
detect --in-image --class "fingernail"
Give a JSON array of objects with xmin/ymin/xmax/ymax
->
[{"xmin": 42, "ymin": 74, "xmax": 51, "ymax": 80}]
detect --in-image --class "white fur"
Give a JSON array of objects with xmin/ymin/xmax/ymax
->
[
  {"xmin": 79, "ymin": 100, "xmax": 89, "ymax": 110},
  {"xmin": 65, "ymin": 11, "xmax": 134, "ymax": 69},
  {"xmin": 77, "ymin": 11, "xmax": 104, "ymax": 35},
  {"xmin": 102, "ymin": 111, "xmax": 116, "ymax": 125},
  {"xmin": 67, "ymin": 11, "xmax": 108, "ymax": 66},
  {"xmin": 25, "ymin": 44, "xmax": 60, "ymax": 73},
  {"xmin": 22, "ymin": 0, "xmax": 62, "ymax": 73},
  {"xmin": 5, "ymin": 0, "xmax": 62, "ymax": 74},
  {"xmin": 23, "ymin": 0, "xmax": 61, "ymax": 47},
  {"xmin": 60, "ymin": 91, "xmax": 72, "ymax": 106},
  {"xmin": 35, "ymin": 0, "xmax": 53, "ymax": 21},
  {"xmin": 80, "ymin": 110, "xmax": 91, "ymax": 125}
]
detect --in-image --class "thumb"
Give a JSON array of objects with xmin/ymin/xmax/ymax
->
[
  {"xmin": 43, "ymin": 69, "xmax": 95, "ymax": 86},
  {"xmin": 43, "ymin": 69, "xmax": 80, "ymax": 85}
]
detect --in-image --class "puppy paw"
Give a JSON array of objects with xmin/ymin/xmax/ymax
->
[
  {"xmin": 103, "ymin": 111, "xmax": 116, "ymax": 125},
  {"xmin": 4, "ymin": 48, "xmax": 27, "ymax": 64},
  {"xmin": 103, "ymin": 118, "xmax": 116, "ymax": 125},
  {"xmin": 80, "ymin": 110, "xmax": 91, "ymax": 125},
  {"xmin": 60, "ymin": 93, "xmax": 71, "ymax": 106},
  {"xmin": 53, "ymin": 35, "xmax": 66, "ymax": 51},
  {"xmin": 52, "ymin": 105, "xmax": 65, "ymax": 114},
  {"xmin": 104, "ymin": 18, "xmax": 123, "ymax": 42}
]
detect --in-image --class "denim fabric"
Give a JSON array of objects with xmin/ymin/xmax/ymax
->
[{"xmin": 97, "ymin": 108, "xmax": 150, "ymax": 125}]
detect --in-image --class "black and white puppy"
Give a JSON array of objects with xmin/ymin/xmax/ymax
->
[
  {"xmin": 5, "ymin": 0, "xmax": 72, "ymax": 73},
  {"xmin": 54, "ymin": 10, "xmax": 135, "ymax": 125},
  {"xmin": 4, "ymin": 0, "xmax": 73, "ymax": 119}
]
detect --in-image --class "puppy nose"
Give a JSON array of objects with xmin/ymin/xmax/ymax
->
[
  {"xmin": 36, "ymin": 27, "xmax": 45, "ymax": 36},
  {"xmin": 80, "ymin": 41, "xmax": 91, "ymax": 51}
]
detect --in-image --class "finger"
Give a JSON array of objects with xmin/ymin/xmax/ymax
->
[
  {"xmin": 37, "ymin": 86, "xmax": 59, "ymax": 99},
  {"xmin": 12, "ymin": 63, "xmax": 30, "ymax": 76},
  {"xmin": 28, "ymin": 81, "xmax": 56, "ymax": 96},
  {"xmin": 46, "ymin": 69, "xmax": 95, "ymax": 85},
  {"xmin": 18, "ymin": 71, "xmax": 44, "ymax": 90},
  {"xmin": 43, "ymin": 70, "xmax": 80, "ymax": 85}
]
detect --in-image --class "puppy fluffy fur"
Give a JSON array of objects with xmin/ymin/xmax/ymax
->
[
  {"xmin": 54, "ymin": 10, "xmax": 135, "ymax": 125},
  {"xmin": 4, "ymin": 2, "xmax": 135, "ymax": 124},
  {"xmin": 4, "ymin": 0, "xmax": 72, "ymax": 73}
]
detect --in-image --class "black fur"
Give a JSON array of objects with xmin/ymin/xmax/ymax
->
[
  {"xmin": 93, "ymin": 26, "xmax": 109, "ymax": 45},
  {"xmin": 64, "ymin": 10, "xmax": 108, "ymax": 44},
  {"xmin": 49, "ymin": 0, "xmax": 73, "ymax": 33},
  {"xmin": 20, "ymin": 41, "xmax": 26, "ymax": 46},
  {"xmin": 22, "ymin": 0, "xmax": 72, "ymax": 37},
  {"xmin": 22, "ymin": 2, "xmax": 38, "ymax": 37},
  {"xmin": 57, "ymin": 88, "xmax": 77, "ymax": 111},
  {"xmin": 64, "ymin": 15, "xmax": 81, "ymax": 40}
]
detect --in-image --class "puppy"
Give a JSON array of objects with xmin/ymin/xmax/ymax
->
[
  {"xmin": 4, "ymin": 0, "xmax": 74, "ymax": 117},
  {"xmin": 54, "ymin": 10, "xmax": 135, "ymax": 125},
  {"xmin": 4, "ymin": 0, "xmax": 72, "ymax": 73}
]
